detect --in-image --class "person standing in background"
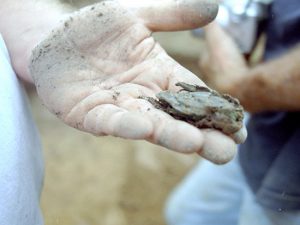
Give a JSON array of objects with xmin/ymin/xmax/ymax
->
[{"xmin": 165, "ymin": 0, "xmax": 300, "ymax": 225}]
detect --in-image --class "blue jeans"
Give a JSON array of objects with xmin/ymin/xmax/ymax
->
[{"xmin": 165, "ymin": 157, "xmax": 300, "ymax": 225}]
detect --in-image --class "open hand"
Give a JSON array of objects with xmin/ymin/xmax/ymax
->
[{"xmin": 30, "ymin": 0, "xmax": 246, "ymax": 164}]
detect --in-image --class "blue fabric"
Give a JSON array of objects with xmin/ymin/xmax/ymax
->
[
  {"xmin": 239, "ymin": 0, "xmax": 300, "ymax": 211},
  {"xmin": 165, "ymin": 158, "xmax": 300, "ymax": 225},
  {"xmin": 0, "ymin": 35, "xmax": 44, "ymax": 225}
]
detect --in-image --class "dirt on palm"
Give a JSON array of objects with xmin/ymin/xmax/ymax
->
[{"xmin": 33, "ymin": 1, "xmax": 204, "ymax": 224}]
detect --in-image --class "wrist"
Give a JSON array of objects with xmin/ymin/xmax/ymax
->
[
  {"xmin": 0, "ymin": 0, "xmax": 72, "ymax": 83},
  {"xmin": 229, "ymin": 68, "xmax": 268, "ymax": 113}
]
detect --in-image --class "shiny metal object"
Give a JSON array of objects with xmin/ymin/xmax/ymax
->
[{"xmin": 193, "ymin": 0, "xmax": 272, "ymax": 53}]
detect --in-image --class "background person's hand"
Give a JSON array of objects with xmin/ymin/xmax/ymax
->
[
  {"xmin": 198, "ymin": 22, "xmax": 249, "ymax": 93},
  {"xmin": 30, "ymin": 0, "xmax": 246, "ymax": 164}
]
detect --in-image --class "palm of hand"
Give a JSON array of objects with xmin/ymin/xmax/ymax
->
[{"xmin": 30, "ymin": 1, "xmax": 244, "ymax": 163}]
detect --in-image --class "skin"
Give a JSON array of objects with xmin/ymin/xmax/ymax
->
[
  {"xmin": 0, "ymin": 0, "xmax": 246, "ymax": 164},
  {"xmin": 199, "ymin": 22, "xmax": 300, "ymax": 113}
]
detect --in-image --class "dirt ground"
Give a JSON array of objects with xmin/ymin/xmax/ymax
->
[
  {"xmin": 28, "ymin": 1, "xmax": 206, "ymax": 224},
  {"xmin": 29, "ymin": 90, "xmax": 199, "ymax": 225}
]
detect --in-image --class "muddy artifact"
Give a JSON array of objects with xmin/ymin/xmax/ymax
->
[{"xmin": 145, "ymin": 82, "xmax": 244, "ymax": 135}]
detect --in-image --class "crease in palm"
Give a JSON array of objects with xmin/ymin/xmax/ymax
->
[{"xmin": 30, "ymin": 1, "xmax": 244, "ymax": 162}]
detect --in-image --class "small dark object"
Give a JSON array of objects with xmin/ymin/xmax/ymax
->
[{"xmin": 145, "ymin": 82, "xmax": 244, "ymax": 135}]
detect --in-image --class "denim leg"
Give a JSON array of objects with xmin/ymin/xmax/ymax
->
[
  {"xmin": 239, "ymin": 187, "xmax": 300, "ymax": 225},
  {"xmin": 165, "ymin": 157, "xmax": 244, "ymax": 225}
]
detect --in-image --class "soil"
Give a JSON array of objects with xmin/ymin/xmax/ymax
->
[{"xmin": 29, "ymin": 90, "xmax": 198, "ymax": 225}]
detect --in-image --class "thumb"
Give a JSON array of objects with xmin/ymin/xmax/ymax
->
[{"xmin": 118, "ymin": 0, "xmax": 219, "ymax": 31}]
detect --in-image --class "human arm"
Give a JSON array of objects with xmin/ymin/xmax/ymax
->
[
  {"xmin": 0, "ymin": 0, "xmax": 72, "ymax": 83},
  {"xmin": 199, "ymin": 22, "xmax": 300, "ymax": 113},
  {"xmin": 229, "ymin": 48, "xmax": 300, "ymax": 113},
  {"xmin": 0, "ymin": 0, "xmax": 246, "ymax": 164}
]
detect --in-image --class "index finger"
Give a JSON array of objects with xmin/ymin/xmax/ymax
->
[{"xmin": 118, "ymin": 0, "xmax": 219, "ymax": 31}]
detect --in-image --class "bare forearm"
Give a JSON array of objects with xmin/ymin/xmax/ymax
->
[
  {"xmin": 203, "ymin": 23, "xmax": 300, "ymax": 113},
  {"xmin": 0, "ymin": 0, "xmax": 71, "ymax": 83},
  {"xmin": 230, "ymin": 45, "xmax": 300, "ymax": 113}
]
